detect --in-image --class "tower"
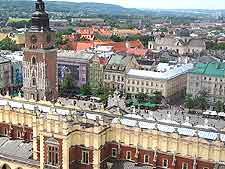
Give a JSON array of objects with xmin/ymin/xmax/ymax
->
[{"xmin": 23, "ymin": 0, "xmax": 58, "ymax": 101}]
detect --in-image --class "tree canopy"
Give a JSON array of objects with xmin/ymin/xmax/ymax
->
[{"xmin": 0, "ymin": 37, "xmax": 20, "ymax": 51}]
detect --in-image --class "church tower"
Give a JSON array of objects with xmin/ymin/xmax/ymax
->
[{"xmin": 23, "ymin": 0, "xmax": 58, "ymax": 101}]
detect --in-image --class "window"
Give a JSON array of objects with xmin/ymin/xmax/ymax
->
[
  {"xmin": 182, "ymin": 163, "xmax": 188, "ymax": 169},
  {"xmin": 82, "ymin": 151, "xmax": 89, "ymax": 164},
  {"xmin": 47, "ymin": 146, "xmax": 59, "ymax": 166},
  {"xmin": 136, "ymin": 88, "xmax": 139, "ymax": 92},
  {"xmin": 112, "ymin": 148, "xmax": 117, "ymax": 158},
  {"xmin": 17, "ymin": 130, "xmax": 23, "ymax": 138},
  {"xmin": 4, "ymin": 128, "xmax": 8, "ymax": 136},
  {"xmin": 144, "ymin": 155, "xmax": 149, "ymax": 164},
  {"xmin": 146, "ymin": 82, "xmax": 149, "ymax": 86},
  {"xmin": 126, "ymin": 151, "xmax": 131, "ymax": 160},
  {"xmin": 162, "ymin": 159, "xmax": 168, "ymax": 168},
  {"xmin": 32, "ymin": 78, "xmax": 36, "ymax": 86},
  {"xmin": 32, "ymin": 57, "xmax": 36, "ymax": 65}
]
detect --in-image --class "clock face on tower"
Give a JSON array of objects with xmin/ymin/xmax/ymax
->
[{"xmin": 30, "ymin": 34, "xmax": 37, "ymax": 44}]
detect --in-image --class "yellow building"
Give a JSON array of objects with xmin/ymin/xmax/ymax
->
[
  {"xmin": 0, "ymin": 93, "xmax": 224, "ymax": 169},
  {"xmin": 0, "ymin": 32, "xmax": 25, "ymax": 46}
]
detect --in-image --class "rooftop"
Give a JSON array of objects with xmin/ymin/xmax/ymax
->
[
  {"xmin": 127, "ymin": 63, "xmax": 193, "ymax": 80},
  {"xmin": 1, "ymin": 96, "xmax": 225, "ymax": 144},
  {"xmin": 57, "ymin": 50, "xmax": 94, "ymax": 61},
  {"xmin": 108, "ymin": 54, "xmax": 131, "ymax": 65},
  {"xmin": 191, "ymin": 62, "xmax": 225, "ymax": 77}
]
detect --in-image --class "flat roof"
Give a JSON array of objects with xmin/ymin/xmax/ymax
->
[{"xmin": 127, "ymin": 63, "xmax": 193, "ymax": 80}]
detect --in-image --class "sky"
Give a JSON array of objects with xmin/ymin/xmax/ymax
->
[{"xmin": 50, "ymin": 0, "xmax": 225, "ymax": 9}]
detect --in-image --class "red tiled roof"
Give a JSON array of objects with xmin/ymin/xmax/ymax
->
[
  {"xmin": 127, "ymin": 48, "xmax": 148, "ymax": 57},
  {"xmin": 99, "ymin": 57, "xmax": 109, "ymax": 65},
  {"xmin": 60, "ymin": 41, "xmax": 94, "ymax": 51},
  {"xmin": 76, "ymin": 28, "xmax": 94, "ymax": 35},
  {"xmin": 112, "ymin": 40, "xmax": 145, "ymax": 53}
]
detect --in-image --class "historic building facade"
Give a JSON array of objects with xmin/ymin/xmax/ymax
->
[
  {"xmin": 126, "ymin": 63, "xmax": 193, "ymax": 101},
  {"xmin": 0, "ymin": 94, "xmax": 224, "ymax": 169},
  {"xmin": 187, "ymin": 62, "xmax": 225, "ymax": 103},
  {"xmin": 57, "ymin": 50, "xmax": 94, "ymax": 89},
  {"xmin": 0, "ymin": 57, "xmax": 11, "ymax": 95},
  {"xmin": 103, "ymin": 54, "xmax": 138, "ymax": 92},
  {"xmin": 148, "ymin": 29, "xmax": 206, "ymax": 55},
  {"xmin": 22, "ymin": 0, "xmax": 58, "ymax": 101}
]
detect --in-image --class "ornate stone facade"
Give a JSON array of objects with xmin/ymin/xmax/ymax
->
[{"xmin": 0, "ymin": 94, "xmax": 224, "ymax": 169}]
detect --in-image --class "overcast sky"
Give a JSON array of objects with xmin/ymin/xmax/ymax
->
[{"xmin": 49, "ymin": 0, "xmax": 225, "ymax": 9}]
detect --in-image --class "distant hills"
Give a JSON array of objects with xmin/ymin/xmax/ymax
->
[
  {"xmin": 0, "ymin": 0, "xmax": 148, "ymax": 16},
  {"xmin": 0, "ymin": 0, "xmax": 224, "ymax": 17}
]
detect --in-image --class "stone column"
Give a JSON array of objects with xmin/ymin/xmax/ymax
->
[
  {"xmin": 62, "ymin": 137, "xmax": 70, "ymax": 169},
  {"xmin": 92, "ymin": 149, "xmax": 101, "ymax": 169},
  {"xmin": 32, "ymin": 115, "xmax": 38, "ymax": 160},
  {"xmin": 39, "ymin": 134, "xmax": 45, "ymax": 169}
]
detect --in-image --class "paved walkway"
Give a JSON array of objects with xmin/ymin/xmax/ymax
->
[{"xmin": 127, "ymin": 106, "xmax": 225, "ymax": 130}]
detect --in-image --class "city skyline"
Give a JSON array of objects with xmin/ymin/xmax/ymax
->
[{"xmin": 49, "ymin": 0, "xmax": 225, "ymax": 9}]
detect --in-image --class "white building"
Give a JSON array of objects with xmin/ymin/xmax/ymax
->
[{"xmin": 126, "ymin": 63, "xmax": 193, "ymax": 100}]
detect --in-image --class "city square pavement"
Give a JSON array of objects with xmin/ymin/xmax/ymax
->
[{"xmin": 131, "ymin": 106, "xmax": 225, "ymax": 130}]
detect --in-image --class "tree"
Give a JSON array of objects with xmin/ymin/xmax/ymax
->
[
  {"xmin": 62, "ymin": 73, "xmax": 74, "ymax": 90},
  {"xmin": 80, "ymin": 84, "xmax": 92, "ymax": 95},
  {"xmin": 152, "ymin": 91, "xmax": 162, "ymax": 104},
  {"xmin": 196, "ymin": 90, "xmax": 209, "ymax": 111},
  {"xmin": 215, "ymin": 100, "xmax": 224, "ymax": 112},
  {"xmin": 110, "ymin": 34, "xmax": 124, "ymax": 42},
  {"xmin": 184, "ymin": 94, "xmax": 195, "ymax": 111},
  {"xmin": 136, "ymin": 93, "xmax": 149, "ymax": 103},
  {"xmin": 0, "ymin": 37, "xmax": 20, "ymax": 51}
]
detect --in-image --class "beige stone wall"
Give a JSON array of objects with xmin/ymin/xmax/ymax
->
[
  {"xmin": 187, "ymin": 73, "xmax": 225, "ymax": 102},
  {"xmin": 0, "ymin": 159, "xmax": 38, "ymax": 169},
  {"xmin": 126, "ymin": 74, "xmax": 187, "ymax": 98}
]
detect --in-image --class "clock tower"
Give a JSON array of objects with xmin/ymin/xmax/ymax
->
[{"xmin": 23, "ymin": 0, "xmax": 58, "ymax": 101}]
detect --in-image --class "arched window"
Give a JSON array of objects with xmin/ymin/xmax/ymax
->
[
  {"xmin": 32, "ymin": 57, "xmax": 36, "ymax": 65},
  {"xmin": 2, "ymin": 164, "xmax": 11, "ymax": 169},
  {"xmin": 32, "ymin": 78, "xmax": 36, "ymax": 86}
]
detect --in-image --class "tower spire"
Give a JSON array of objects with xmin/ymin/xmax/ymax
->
[{"xmin": 31, "ymin": 0, "xmax": 50, "ymax": 31}]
